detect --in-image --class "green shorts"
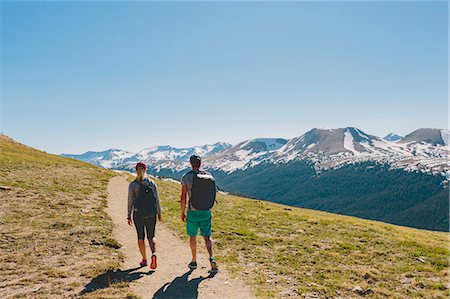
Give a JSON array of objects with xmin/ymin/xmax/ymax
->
[{"xmin": 186, "ymin": 210, "xmax": 212, "ymax": 237}]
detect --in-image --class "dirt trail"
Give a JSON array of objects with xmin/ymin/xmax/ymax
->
[{"xmin": 106, "ymin": 175, "xmax": 255, "ymax": 299}]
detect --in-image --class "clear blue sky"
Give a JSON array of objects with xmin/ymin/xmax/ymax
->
[{"xmin": 1, "ymin": 1, "xmax": 448, "ymax": 154}]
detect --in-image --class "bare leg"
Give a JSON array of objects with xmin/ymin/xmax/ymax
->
[
  {"xmin": 189, "ymin": 236, "xmax": 197, "ymax": 261},
  {"xmin": 203, "ymin": 236, "xmax": 213, "ymax": 258},
  {"xmin": 138, "ymin": 240, "xmax": 146, "ymax": 260},
  {"xmin": 149, "ymin": 237, "xmax": 156, "ymax": 254}
]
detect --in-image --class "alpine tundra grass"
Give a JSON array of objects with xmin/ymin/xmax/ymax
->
[
  {"xmin": 153, "ymin": 176, "xmax": 449, "ymax": 298},
  {"xmin": 0, "ymin": 135, "xmax": 135, "ymax": 298}
]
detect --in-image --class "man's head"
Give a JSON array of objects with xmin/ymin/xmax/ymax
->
[{"xmin": 189, "ymin": 155, "xmax": 201, "ymax": 169}]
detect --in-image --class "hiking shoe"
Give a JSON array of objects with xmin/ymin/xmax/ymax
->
[
  {"xmin": 150, "ymin": 255, "xmax": 157, "ymax": 269},
  {"xmin": 139, "ymin": 259, "xmax": 147, "ymax": 267},
  {"xmin": 209, "ymin": 257, "xmax": 218, "ymax": 273},
  {"xmin": 188, "ymin": 261, "xmax": 197, "ymax": 269}
]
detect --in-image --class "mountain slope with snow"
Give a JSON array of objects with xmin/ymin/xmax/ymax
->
[
  {"xmin": 62, "ymin": 127, "xmax": 449, "ymax": 178},
  {"xmin": 203, "ymin": 138, "xmax": 288, "ymax": 172},
  {"xmin": 63, "ymin": 142, "xmax": 232, "ymax": 170},
  {"xmin": 61, "ymin": 127, "xmax": 449, "ymax": 231},
  {"xmin": 131, "ymin": 142, "xmax": 231, "ymax": 162},
  {"xmin": 400, "ymin": 128, "xmax": 448, "ymax": 146},
  {"xmin": 61, "ymin": 149, "xmax": 134, "ymax": 168},
  {"xmin": 200, "ymin": 127, "xmax": 449, "ymax": 177}
]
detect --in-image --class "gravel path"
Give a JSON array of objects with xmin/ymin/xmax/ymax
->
[{"xmin": 106, "ymin": 175, "xmax": 255, "ymax": 299}]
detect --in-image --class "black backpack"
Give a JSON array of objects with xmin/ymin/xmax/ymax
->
[
  {"xmin": 135, "ymin": 179, "xmax": 157, "ymax": 219},
  {"xmin": 190, "ymin": 171, "xmax": 217, "ymax": 210}
]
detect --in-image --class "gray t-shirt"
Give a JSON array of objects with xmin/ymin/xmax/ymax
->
[
  {"xmin": 181, "ymin": 169, "xmax": 213, "ymax": 211},
  {"xmin": 128, "ymin": 178, "xmax": 161, "ymax": 218}
]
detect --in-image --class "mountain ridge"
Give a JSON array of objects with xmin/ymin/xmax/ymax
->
[{"xmin": 62, "ymin": 127, "xmax": 449, "ymax": 177}]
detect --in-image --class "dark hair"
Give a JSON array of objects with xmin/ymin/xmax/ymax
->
[{"xmin": 190, "ymin": 155, "xmax": 201, "ymax": 167}]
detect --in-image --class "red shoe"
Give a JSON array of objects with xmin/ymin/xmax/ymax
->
[
  {"xmin": 150, "ymin": 254, "xmax": 157, "ymax": 269},
  {"xmin": 139, "ymin": 259, "xmax": 147, "ymax": 267}
]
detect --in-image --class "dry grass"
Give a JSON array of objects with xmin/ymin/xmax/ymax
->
[
  {"xmin": 154, "ymin": 176, "xmax": 450, "ymax": 298},
  {"xmin": 0, "ymin": 135, "xmax": 133, "ymax": 298}
]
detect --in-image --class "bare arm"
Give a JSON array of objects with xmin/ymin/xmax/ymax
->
[
  {"xmin": 127, "ymin": 184, "xmax": 135, "ymax": 225},
  {"xmin": 128, "ymin": 184, "xmax": 135, "ymax": 219},
  {"xmin": 181, "ymin": 183, "xmax": 187, "ymax": 222}
]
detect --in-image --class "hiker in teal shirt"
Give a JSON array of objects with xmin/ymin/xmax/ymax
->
[{"xmin": 180, "ymin": 155, "xmax": 218, "ymax": 273}]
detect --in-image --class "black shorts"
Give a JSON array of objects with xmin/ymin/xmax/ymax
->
[{"xmin": 133, "ymin": 212, "xmax": 157, "ymax": 240}]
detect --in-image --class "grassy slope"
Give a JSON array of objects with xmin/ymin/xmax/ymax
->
[
  {"xmin": 0, "ymin": 135, "xmax": 132, "ymax": 298},
  {"xmin": 155, "ymin": 177, "xmax": 449, "ymax": 298}
]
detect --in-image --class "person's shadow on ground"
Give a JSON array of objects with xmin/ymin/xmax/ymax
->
[
  {"xmin": 152, "ymin": 269, "xmax": 217, "ymax": 299},
  {"xmin": 80, "ymin": 265, "xmax": 154, "ymax": 295}
]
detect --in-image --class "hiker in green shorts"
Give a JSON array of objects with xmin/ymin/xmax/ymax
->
[{"xmin": 180, "ymin": 155, "xmax": 218, "ymax": 273}]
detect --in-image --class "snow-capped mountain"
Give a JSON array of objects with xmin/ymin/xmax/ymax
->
[
  {"xmin": 278, "ymin": 127, "xmax": 382, "ymax": 158},
  {"xmin": 61, "ymin": 149, "xmax": 134, "ymax": 168},
  {"xmin": 204, "ymin": 138, "xmax": 288, "ymax": 172},
  {"xmin": 198, "ymin": 128, "xmax": 448, "ymax": 232},
  {"xmin": 62, "ymin": 142, "xmax": 232, "ymax": 170},
  {"xmin": 134, "ymin": 142, "xmax": 231, "ymax": 162},
  {"xmin": 200, "ymin": 127, "xmax": 449, "ymax": 178},
  {"xmin": 203, "ymin": 127, "xmax": 398, "ymax": 171},
  {"xmin": 62, "ymin": 127, "xmax": 449, "ymax": 178},
  {"xmin": 383, "ymin": 133, "xmax": 403, "ymax": 142}
]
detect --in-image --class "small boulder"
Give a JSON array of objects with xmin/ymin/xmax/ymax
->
[
  {"xmin": 352, "ymin": 286, "xmax": 364, "ymax": 295},
  {"xmin": 352, "ymin": 286, "xmax": 374, "ymax": 296}
]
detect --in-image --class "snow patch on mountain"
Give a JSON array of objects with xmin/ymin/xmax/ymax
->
[
  {"xmin": 343, "ymin": 129, "xmax": 361, "ymax": 156},
  {"xmin": 354, "ymin": 128, "xmax": 370, "ymax": 140}
]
